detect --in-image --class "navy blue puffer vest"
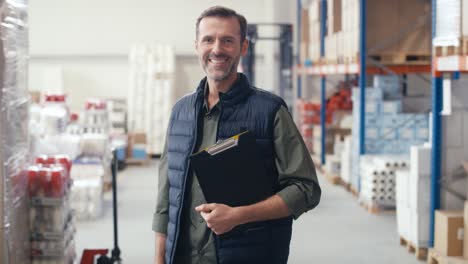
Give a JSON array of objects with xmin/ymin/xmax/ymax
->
[{"xmin": 165, "ymin": 73, "xmax": 290, "ymax": 264}]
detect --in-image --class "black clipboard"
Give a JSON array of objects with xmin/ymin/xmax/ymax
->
[{"xmin": 190, "ymin": 131, "xmax": 274, "ymax": 208}]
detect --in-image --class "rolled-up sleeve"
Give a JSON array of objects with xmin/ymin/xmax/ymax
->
[
  {"xmin": 152, "ymin": 139, "xmax": 170, "ymax": 234},
  {"xmin": 274, "ymin": 106, "xmax": 321, "ymax": 219}
]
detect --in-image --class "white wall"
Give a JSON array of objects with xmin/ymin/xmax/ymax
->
[{"xmin": 29, "ymin": 0, "xmax": 297, "ymax": 111}]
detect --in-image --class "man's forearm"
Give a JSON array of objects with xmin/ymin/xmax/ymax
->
[
  {"xmin": 235, "ymin": 194, "xmax": 291, "ymax": 225},
  {"xmin": 154, "ymin": 232, "xmax": 166, "ymax": 264}
]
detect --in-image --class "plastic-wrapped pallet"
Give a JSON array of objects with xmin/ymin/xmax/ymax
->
[
  {"xmin": 395, "ymin": 144, "xmax": 432, "ymax": 248},
  {"xmin": 359, "ymin": 155, "xmax": 408, "ymax": 208},
  {"xmin": 128, "ymin": 44, "xmax": 175, "ymax": 155},
  {"xmin": 340, "ymin": 136, "xmax": 352, "ymax": 184},
  {"xmin": 434, "ymin": 0, "xmax": 468, "ymax": 48},
  {"xmin": 0, "ymin": 0, "xmax": 32, "ymax": 262},
  {"xmin": 28, "ymin": 155, "xmax": 76, "ymax": 264},
  {"xmin": 70, "ymin": 157, "xmax": 105, "ymax": 220}
]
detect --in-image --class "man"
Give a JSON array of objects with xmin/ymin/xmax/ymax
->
[{"xmin": 153, "ymin": 6, "xmax": 321, "ymax": 264}]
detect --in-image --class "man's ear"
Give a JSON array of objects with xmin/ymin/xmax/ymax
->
[{"xmin": 241, "ymin": 39, "xmax": 249, "ymax": 56}]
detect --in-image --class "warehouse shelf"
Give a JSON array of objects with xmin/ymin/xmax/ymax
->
[
  {"xmin": 297, "ymin": 63, "xmax": 431, "ymax": 75},
  {"xmin": 296, "ymin": 0, "xmax": 442, "ymax": 249}
]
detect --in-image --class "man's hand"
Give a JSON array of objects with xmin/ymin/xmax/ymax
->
[
  {"xmin": 154, "ymin": 233, "xmax": 166, "ymax": 264},
  {"xmin": 195, "ymin": 203, "xmax": 241, "ymax": 235}
]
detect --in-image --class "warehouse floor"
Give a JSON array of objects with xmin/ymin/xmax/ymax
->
[{"xmin": 75, "ymin": 160, "xmax": 422, "ymax": 264}]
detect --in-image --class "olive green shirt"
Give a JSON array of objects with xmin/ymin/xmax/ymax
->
[{"xmin": 153, "ymin": 89, "xmax": 321, "ymax": 264}]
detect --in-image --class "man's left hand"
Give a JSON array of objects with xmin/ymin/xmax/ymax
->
[{"xmin": 195, "ymin": 203, "xmax": 242, "ymax": 235}]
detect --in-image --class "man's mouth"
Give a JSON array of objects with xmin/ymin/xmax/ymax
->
[{"xmin": 208, "ymin": 56, "xmax": 229, "ymax": 66}]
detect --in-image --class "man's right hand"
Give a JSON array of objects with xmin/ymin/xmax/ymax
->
[{"xmin": 155, "ymin": 232, "xmax": 167, "ymax": 264}]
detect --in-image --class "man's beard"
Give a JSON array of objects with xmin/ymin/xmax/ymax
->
[{"xmin": 201, "ymin": 54, "xmax": 240, "ymax": 81}]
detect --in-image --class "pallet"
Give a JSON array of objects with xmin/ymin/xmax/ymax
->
[
  {"xmin": 400, "ymin": 237, "xmax": 428, "ymax": 261},
  {"xmin": 427, "ymin": 249, "xmax": 468, "ymax": 264},
  {"xmin": 347, "ymin": 185, "xmax": 359, "ymax": 197},
  {"xmin": 103, "ymin": 181, "xmax": 112, "ymax": 193},
  {"xmin": 323, "ymin": 168, "xmax": 342, "ymax": 185},
  {"xmin": 368, "ymin": 53, "xmax": 431, "ymax": 65},
  {"xmin": 434, "ymin": 38, "xmax": 468, "ymax": 57},
  {"xmin": 126, "ymin": 158, "xmax": 150, "ymax": 166},
  {"xmin": 359, "ymin": 201, "xmax": 395, "ymax": 215}
]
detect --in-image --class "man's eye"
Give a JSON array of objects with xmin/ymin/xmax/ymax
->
[{"xmin": 224, "ymin": 39, "xmax": 234, "ymax": 44}]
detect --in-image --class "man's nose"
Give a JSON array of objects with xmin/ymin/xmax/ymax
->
[{"xmin": 212, "ymin": 39, "xmax": 223, "ymax": 54}]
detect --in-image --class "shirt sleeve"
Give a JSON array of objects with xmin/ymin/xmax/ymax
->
[
  {"xmin": 274, "ymin": 106, "xmax": 321, "ymax": 219},
  {"xmin": 152, "ymin": 137, "xmax": 170, "ymax": 234}
]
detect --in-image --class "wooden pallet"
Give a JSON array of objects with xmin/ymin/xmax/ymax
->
[
  {"xmin": 427, "ymin": 249, "xmax": 468, "ymax": 264},
  {"xmin": 359, "ymin": 201, "xmax": 395, "ymax": 214},
  {"xmin": 434, "ymin": 38, "xmax": 468, "ymax": 57},
  {"xmin": 126, "ymin": 158, "xmax": 150, "ymax": 166},
  {"xmin": 323, "ymin": 168, "xmax": 342, "ymax": 185},
  {"xmin": 103, "ymin": 181, "xmax": 112, "ymax": 193},
  {"xmin": 368, "ymin": 53, "xmax": 431, "ymax": 65},
  {"xmin": 349, "ymin": 185, "xmax": 359, "ymax": 197},
  {"xmin": 400, "ymin": 237, "xmax": 428, "ymax": 261}
]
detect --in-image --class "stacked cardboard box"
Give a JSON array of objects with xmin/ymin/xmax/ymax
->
[
  {"xmin": 306, "ymin": 0, "xmax": 431, "ymax": 64},
  {"xmin": 350, "ymin": 75, "xmax": 430, "ymax": 190}
]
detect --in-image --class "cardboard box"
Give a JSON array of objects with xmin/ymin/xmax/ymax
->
[{"xmin": 434, "ymin": 210, "xmax": 464, "ymax": 257}]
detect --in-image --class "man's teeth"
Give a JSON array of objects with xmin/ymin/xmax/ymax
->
[{"xmin": 210, "ymin": 58, "xmax": 227, "ymax": 63}]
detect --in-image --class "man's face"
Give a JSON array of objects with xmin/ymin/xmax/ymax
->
[{"xmin": 195, "ymin": 16, "xmax": 248, "ymax": 82}]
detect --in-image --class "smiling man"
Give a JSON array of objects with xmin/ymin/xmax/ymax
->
[{"xmin": 153, "ymin": 6, "xmax": 321, "ymax": 264}]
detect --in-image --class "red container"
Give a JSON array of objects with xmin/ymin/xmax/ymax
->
[
  {"xmin": 55, "ymin": 155, "xmax": 71, "ymax": 173},
  {"xmin": 50, "ymin": 167, "xmax": 65, "ymax": 197},
  {"xmin": 37, "ymin": 167, "xmax": 51, "ymax": 197},
  {"xmin": 45, "ymin": 156, "xmax": 56, "ymax": 165},
  {"xmin": 35, "ymin": 155, "xmax": 48, "ymax": 166},
  {"xmin": 27, "ymin": 166, "xmax": 40, "ymax": 197}
]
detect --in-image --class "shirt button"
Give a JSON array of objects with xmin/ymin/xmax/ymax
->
[{"xmin": 199, "ymin": 218, "xmax": 204, "ymax": 223}]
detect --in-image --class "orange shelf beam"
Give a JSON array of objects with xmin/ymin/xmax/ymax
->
[{"xmin": 297, "ymin": 63, "xmax": 431, "ymax": 76}]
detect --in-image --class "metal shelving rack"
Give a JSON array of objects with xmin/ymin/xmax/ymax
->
[
  {"xmin": 296, "ymin": 0, "xmax": 461, "ymax": 248},
  {"xmin": 296, "ymin": 0, "xmax": 431, "ymax": 164}
]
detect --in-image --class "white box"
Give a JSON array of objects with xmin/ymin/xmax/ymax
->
[
  {"xmin": 396, "ymin": 203, "xmax": 411, "ymax": 240},
  {"xmin": 367, "ymin": 128, "xmax": 380, "ymax": 139},
  {"xmin": 382, "ymin": 101, "xmax": 402, "ymax": 114},
  {"xmin": 442, "ymin": 111, "xmax": 463, "ymax": 148},
  {"xmin": 399, "ymin": 127, "xmax": 414, "ymax": 140},
  {"xmin": 409, "ymin": 210, "xmax": 430, "ymax": 248},
  {"xmin": 410, "ymin": 145, "xmax": 432, "ymax": 176},
  {"xmin": 382, "ymin": 128, "xmax": 397, "ymax": 140},
  {"xmin": 396, "ymin": 170, "xmax": 410, "ymax": 206},
  {"xmin": 409, "ymin": 175, "xmax": 431, "ymax": 211}
]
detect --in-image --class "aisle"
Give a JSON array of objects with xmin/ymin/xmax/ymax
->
[{"xmin": 75, "ymin": 160, "xmax": 422, "ymax": 264}]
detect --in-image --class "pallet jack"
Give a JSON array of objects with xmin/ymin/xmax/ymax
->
[{"xmin": 80, "ymin": 150, "xmax": 122, "ymax": 264}]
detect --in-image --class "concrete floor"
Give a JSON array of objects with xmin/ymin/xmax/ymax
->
[{"xmin": 76, "ymin": 160, "xmax": 422, "ymax": 264}]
